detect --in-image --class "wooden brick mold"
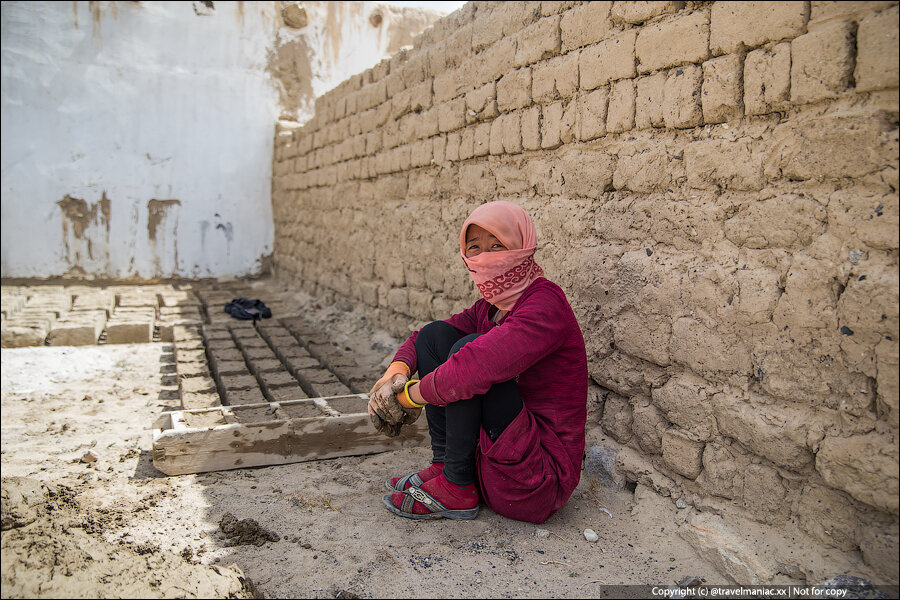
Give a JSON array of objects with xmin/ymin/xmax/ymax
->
[{"xmin": 151, "ymin": 394, "xmax": 428, "ymax": 475}]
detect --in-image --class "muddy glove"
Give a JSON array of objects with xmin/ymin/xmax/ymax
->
[
  {"xmin": 368, "ymin": 362, "xmax": 412, "ymax": 436},
  {"xmin": 367, "ymin": 404, "xmax": 404, "ymax": 437}
]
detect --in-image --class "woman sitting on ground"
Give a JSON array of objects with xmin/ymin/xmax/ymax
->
[{"xmin": 368, "ymin": 200, "xmax": 588, "ymax": 524}]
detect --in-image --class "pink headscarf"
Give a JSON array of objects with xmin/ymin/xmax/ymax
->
[{"xmin": 460, "ymin": 201, "xmax": 545, "ymax": 310}]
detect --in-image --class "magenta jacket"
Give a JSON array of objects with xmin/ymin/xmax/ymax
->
[{"xmin": 392, "ymin": 278, "xmax": 588, "ymax": 523}]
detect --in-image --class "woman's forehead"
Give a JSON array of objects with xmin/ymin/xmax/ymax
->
[{"xmin": 465, "ymin": 224, "xmax": 499, "ymax": 239}]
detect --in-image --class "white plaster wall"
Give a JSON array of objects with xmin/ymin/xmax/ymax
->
[{"xmin": 0, "ymin": 1, "xmax": 442, "ymax": 279}]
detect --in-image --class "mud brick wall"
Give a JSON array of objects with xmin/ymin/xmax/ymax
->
[{"xmin": 270, "ymin": 1, "xmax": 900, "ymax": 581}]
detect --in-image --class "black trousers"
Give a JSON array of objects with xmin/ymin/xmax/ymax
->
[{"xmin": 415, "ymin": 321, "xmax": 522, "ymax": 485}]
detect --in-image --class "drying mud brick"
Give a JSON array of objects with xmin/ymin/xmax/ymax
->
[
  {"xmin": 182, "ymin": 391, "xmax": 221, "ymax": 410},
  {"xmin": 268, "ymin": 384, "xmax": 308, "ymax": 402},
  {"xmin": 1, "ymin": 325, "xmax": 47, "ymax": 348},
  {"xmin": 45, "ymin": 308, "xmax": 104, "ymax": 344},
  {"xmin": 105, "ymin": 320, "xmax": 153, "ymax": 344},
  {"xmin": 225, "ymin": 388, "xmax": 268, "ymax": 406}
]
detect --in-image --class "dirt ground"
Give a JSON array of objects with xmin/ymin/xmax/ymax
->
[{"xmin": 1, "ymin": 291, "xmax": 730, "ymax": 598}]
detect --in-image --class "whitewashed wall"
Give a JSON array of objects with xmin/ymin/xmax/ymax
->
[{"xmin": 0, "ymin": 1, "xmax": 440, "ymax": 279}]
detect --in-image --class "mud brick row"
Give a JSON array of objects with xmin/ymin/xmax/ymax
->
[
  {"xmin": 230, "ymin": 326, "xmax": 307, "ymax": 403},
  {"xmin": 1, "ymin": 294, "xmax": 26, "ymax": 319},
  {"xmin": 106, "ymin": 307, "xmax": 156, "ymax": 344},
  {"xmin": 47, "ymin": 309, "xmax": 107, "ymax": 346},
  {"xmin": 24, "ymin": 294, "xmax": 72, "ymax": 317},
  {"xmin": 158, "ymin": 290, "xmax": 201, "ymax": 309},
  {"xmin": 1, "ymin": 304, "xmax": 63, "ymax": 347},
  {"xmin": 1, "ymin": 314, "xmax": 53, "ymax": 347},
  {"xmin": 178, "ymin": 377, "xmax": 219, "ymax": 410},
  {"xmin": 256, "ymin": 322, "xmax": 349, "ymax": 397},
  {"xmin": 203, "ymin": 327, "xmax": 251, "ymax": 405},
  {"xmin": 173, "ymin": 325, "xmax": 219, "ymax": 410},
  {"xmin": 201, "ymin": 324, "xmax": 274, "ymax": 406},
  {"xmin": 71, "ymin": 292, "xmax": 115, "ymax": 315},
  {"xmin": 278, "ymin": 318, "xmax": 364, "ymax": 394},
  {"xmin": 157, "ymin": 304, "xmax": 203, "ymax": 342},
  {"xmin": 117, "ymin": 290, "xmax": 159, "ymax": 311}
]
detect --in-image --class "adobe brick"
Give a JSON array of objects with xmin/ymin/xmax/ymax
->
[
  {"xmin": 743, "ymin": 42, "xmax": 792, "ymax": 116},
  {"xmin": 663, "ymin": 65, "xmax": 702, "ymax": 129},
  {"xmin": 635, "ymin": 11, "xmax": 709, "ymax": 74},
  {"xmin": 635, "ymin": 72, "xmax": 666, "ymax": 129},
  {"xmin": 791, "ymin": 21, "xmax": 855, "ymax": 104},
  {"xmin": 474, "ymin": 121, "xmax": 492, "ymax": 157},
  {"xmin": 611, "ymin": 1, "xmax": 683, "ymax": 25},
  {"xmin": 502, "ymin": 111, "xmax": 523, "ymax": 154},
  {"xmin": 409, "ymin": 78, "xmax": 433, "ymax": 112},
  {"xmin": 438, "ymin": 98, "xmax": 466, "ymax": 133},
  {"xmin": 514, "ymin": 15, "xmax": 561, "ymax": 67},
  {"xmin": 577, "ymin": 87, "xmax": 608, "ymax": 140},
  {"xmin": 497, "ymin": 68, "xmax": 532, "ymax": 112},
  {"xmin": 710, "ymin": 1, "xmax": 808, "ymax": 55},
  {"xmin": 607, "ymin": 79, "xmax": 636, "ymax": 133},
  {"xmin": 434, "ymin": 68, "xmax": 464, "ymax": 104},
  {"xmin": 580, "ymin": 30, "xmax": 637, "ymax": 90},
  {"xmin": 476, "ymin": 36, "xmax": 516, "ymax": 85},
  {"xmin": 560, "ymin": 1, "xmax": 613, "ymax": 51},
  {"xmin": 521, "ymin": 104, "xmax": 542, "ymax": 150},
  {"xmin": 489, "ymin": 116, "xmax": 505, "ymax": 155},
  {"xmin": 701, "ymin": 54, "xmax": 743, "ymax": 124},
  {"xmin": 472, "ymin": 5, "xmax": 505, "ymax": 52},
  {"xmin": 459, "ymin": 126, "xmax": 475, "ymax": 160},
  {"xmin": 465, "ymin": 82, "xmax": 498, "ymax": 123},
  {"xmin": 808, "ymin": 1, "xmax": 894, "ymax": 29},
  {"xmin": 855, "ymin": 6, "xmax": 900, "ymax": 92}
]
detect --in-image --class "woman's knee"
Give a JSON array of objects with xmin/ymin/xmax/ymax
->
[
  {"xmin": 448, "ymin": 333, "xmax": 480, "ymax": 358},
  {"xmin": 415, "ymin": 321, "xmax": 462, "ymax": 359},
  {"xmin": 417, "ymin": 321, "xmax": 458, "ymax": 346}
]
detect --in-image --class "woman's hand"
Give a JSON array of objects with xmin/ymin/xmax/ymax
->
[
  {"xmin": 368, "ymin": 371, "xmax": 408, "ymax": 425},
  {"xmin": 368, "ymin": 362, "xmax": 419, "ymax": 436}
]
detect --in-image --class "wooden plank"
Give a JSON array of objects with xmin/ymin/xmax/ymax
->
[{"xmin": 152, "ymin": 394, "xmax": 429, "ymax": 475}]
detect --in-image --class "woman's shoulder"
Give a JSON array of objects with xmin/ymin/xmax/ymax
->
[
  {"xmin": 523, "ymin": 277, "xmax": 567, "ymax": 301},
  {"xmin": 517, "ymin": 278, "xmax": 574, "ymax": 313}
]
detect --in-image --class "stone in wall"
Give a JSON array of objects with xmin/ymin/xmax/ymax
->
[{"xmin": 816, "ymin": 431, "xmax": 899, "ymax": 515}]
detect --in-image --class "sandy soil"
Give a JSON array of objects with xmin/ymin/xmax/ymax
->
[{"xmin": 1, "ymin": 300, "xmax": 730, "ymax": 598}]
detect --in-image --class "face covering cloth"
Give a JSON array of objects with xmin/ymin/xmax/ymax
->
[{"xmin": 459, "ymin": 201, "xmax": 544, "ymax": 311}]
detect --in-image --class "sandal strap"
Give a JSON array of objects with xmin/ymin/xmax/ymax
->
[
  {"xmin": 396, "ymin": 472, "xmax": 423, "ymax": 490},
  {"xmin": 406, "ymin": 486, "xmax": 449, "ymax": 513}
]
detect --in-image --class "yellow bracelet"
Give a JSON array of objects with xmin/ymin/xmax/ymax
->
[{"xmin": 397, "ymin": 379, "xmax": 424, "ymax": 409}]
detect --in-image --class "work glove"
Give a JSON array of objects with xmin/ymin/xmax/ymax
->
[{"xmin": 368, "ymin": 362, "xmax": 422, "ymax": 437}]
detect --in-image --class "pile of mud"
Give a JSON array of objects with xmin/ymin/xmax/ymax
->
[{"xmin": 1, "ymin": 476, "xmax": 256, "ymax": 598}]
